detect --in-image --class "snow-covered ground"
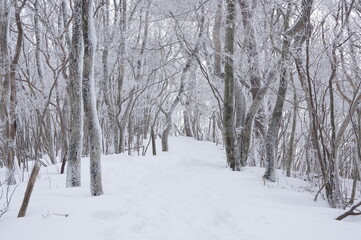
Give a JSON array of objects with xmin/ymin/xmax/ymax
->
[{"xmin": 1, "ymin": 137, "xmax": 360, "ymax": 240}]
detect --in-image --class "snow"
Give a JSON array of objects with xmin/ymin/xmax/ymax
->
[{"xmin": 1, "ymin": 137, "xmax": 360, "ymax": 240}]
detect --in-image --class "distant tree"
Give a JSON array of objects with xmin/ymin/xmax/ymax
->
[
  {"xmin": 161, "ymin": 2, "xmax": 205, "ymax": 152},
  {"xmin": 33, "ymin": 0, "xmax": 56, "ymax": 165}
]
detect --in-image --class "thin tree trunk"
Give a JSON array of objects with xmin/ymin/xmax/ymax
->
[
  {"xmin": 143, "ymin": 107, "xmax": 150, "ymax": 139},
  {"xmin": 151, "ymin": 126, "xmax": 157, "ymax": 156},
  {"xmin": 59, "ymin": 0, "xmax": 70, "ymax": 173},
  {"xmin": 127, "ymin": 115, "xmax": 134, "ymax": 156},
  {"xmin": 263, "ymin": 6, "xmax": 291, "ymax": 182},
  {"xmin": 238, "ymin": 0, "xmax": 266, "ymax": 160},
  {"xmin": 213, "ymin": 1, "xmax": 222, "ymax": 78},
  {"xmin": 119, "ymin": 91, "xmax": 134, "ymax": 153},
  {"xmin": 238, "ymin": 71, "xmax": 274, "ymax": 166},
  {"xmin": 264, "ymin": 0, "xmax": 313, "ymax": 181},
  {"xmin": 183, "ymin": 99, "xmax": 193, "ymax": 137},
  {"xmin": 286, "ymin": 81, "xmax": 298, "ymax": 177},
  {"xmin": 102, "ymin": 0, "xmax": 118, "ymax": 154},
  {"xmin": 17, "ymin": 163, "xmax": 40, "ymax": 218},
  {"xmin": 114, "ymin": 0, "xmax": 127, "ymax": 154},
  {"xmin": 212, "ymin": 113, "xmax": 217, "ymax": 143}
]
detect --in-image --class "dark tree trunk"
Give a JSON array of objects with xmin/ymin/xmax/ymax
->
[
  {"xmin": 223, "ymin": 0, "xmax": 240, "ymax": 171},
  {"xmin": 66, "ymin": 0, "xmax": 83, "ymax": 188}
]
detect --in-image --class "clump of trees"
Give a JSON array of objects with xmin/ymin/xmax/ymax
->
[{"xmin": 0, "ymin": 0, "xmax": 360, "ymax": 209}]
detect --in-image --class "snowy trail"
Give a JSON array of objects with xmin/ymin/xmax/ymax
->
[{"xmin": 1, "ymin": 137, "xmax": 360, "ymax": 240}]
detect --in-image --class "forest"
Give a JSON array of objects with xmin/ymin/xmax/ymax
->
[{"xmin": 1, "ymin": 0, "xmax": 361, "ymax": 222}]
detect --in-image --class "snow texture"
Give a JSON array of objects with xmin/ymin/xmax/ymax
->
[{"xmin": 1, "ymin": 137, "xmax": 360, "ymax": 240}]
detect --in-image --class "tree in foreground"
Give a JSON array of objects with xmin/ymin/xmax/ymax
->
[
  {"xmin": 66, "ymin": 0, "xmax": 83, "ymax": 188},
  {"xmin": 223, "ymin": 0, "xmax": 240, "ymax": 170},
  {"xmin": 82, "ymin": 0, "xmax": 103, "ymax": 196}
]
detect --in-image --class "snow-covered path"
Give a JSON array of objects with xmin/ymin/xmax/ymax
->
[{"xmin": 1, "ymin": 137, "xmax": 360, "ymax": 240}]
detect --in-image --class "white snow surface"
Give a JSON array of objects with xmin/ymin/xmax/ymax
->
[{"xmin": 1, "ymin": 137, "xmax": 360, "ymax": 240}]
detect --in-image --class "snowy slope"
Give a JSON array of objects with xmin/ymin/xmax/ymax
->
[{"xmin": 1, "ymin": 137, "xmax": 360, "ymax": 240}]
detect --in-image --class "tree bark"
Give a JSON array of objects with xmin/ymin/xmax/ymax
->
[
  {"xmin": 4, "ymin": 0, "xmax": 27, "ymax": 185},
  {"xmin": 335, "ymin": 201, "xmax": 361, "ymax": 220},
  {"xmin": 82, "ymin": 0, "xmax": 103, "ymax": 196},
  {"xmin": 213, "ymin": 1, "xmax": 222, "ymax": 78},
  {"xmin": 263, "ymin": 0, "xmax": 313, "ymax": 181},
  {"xmin": 263, "ymin": 5, "xmax": 291, "ymax": 182},
  {"xmin": 66, "ymin": 0, "xmax": 83, "ymax": 188},
  {"xmin": 183, "ymin": 99, "xmax": 193, "ymax": 137},
  {"xmin": 286, "ymin": 81, "xmax": 298, "ymax": 177},
  {"xmin": 0, "ymin": 0, "xmax": 13, "ymax": 184},
  {"xmin": 224, "ymin": 0, "xmax": 240, "ymax": 171},
  {"xmin": 17, "ymin": 163, "xmax": 40, "ymax": 218},
  {"xmin": 238, "ymin": 71, "xmax": 275, "ymax": 166}
]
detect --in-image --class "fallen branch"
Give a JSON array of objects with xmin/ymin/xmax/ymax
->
[
  {"xmin": 335, "ymin": 201, "xmax": 361, "ymax": 220},
  {"xmin": 18, "ymin": 163, "xmax": 40, "ymax": 218},
  {"xmin": 42, "ymin": 210, "xmax": 68, "ymax": 218}
]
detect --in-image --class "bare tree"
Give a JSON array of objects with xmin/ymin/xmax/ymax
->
[
  {"xmin": 66, "ymin": 0, "xmax": 83, "ymax": 188},
  {"xmin": 1, "ymin": 0, "xmax": 27, "ymax": 185},
  {"xmin": 264, "ymin": 0, "xmax": 313, "ymax": 182},
  {"xmin": 224, "ymin": 0, "xmax": 240, "ymax": 170},
  {"xmin": 161, "ymin": 4, "xmax": 205, "ymax": 152},
  {"xmin": 33, "ymin": 0, "xmax": 56, "ymax": 165},
  {"xmin": 82, "ymin": 0, "xmax": 103, "ymax": 196}
]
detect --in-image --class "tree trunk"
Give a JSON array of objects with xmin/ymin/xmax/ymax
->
[
  {"xmin": 127, "ymin": 115, "xmax": 134, "ymax": 156},
  {"xmin": 82, "ymin": 0, "xmax": 103, "ymax": 196},
  {"xmin": 17, "ymin": 163, "xmax": 40, "ymax": 218},
  {"xmin": 224, "ymin": 0, "xmax": 240, "ymax": 171},
  {"xmin": 162, "ymin": 113, "xmax": 172, "ymax": 152},
  {"xmin": 151, "ymin": 126, "xmax": 156, "ymax": 156},
  {"xmin": 238, "ymin": 71, "xmax": 274, "ymax": 166},
  {"xmin": 3, "ymin": 0, "xmax": 26, "ymax": 185},
  {"xmin": 161, "ymin": 56, "xmax": 193, "ymax": 151},
  {"xmin": 66, "ymin": 0, "xmax": 83, "ymax": 188},
  {"xmin": 213, "ymin": 1, "xmax": 222, "ymax": 78},
  {"xmin": 263, "ymin": 0, "xmax": 313, "ymax": 181},
  {"xmin": 238, "ymin": 0, "xmax": 265, "ymax": 139},
  {"xmin": 143, "ymin": 107, "xmax": 150, "ymax": 139},
  {"xmin": 119, "ymin": 91, "xmax": 134, "ymax": 153},
  {"xmin": 286, "ymin": 82, "xmax": 298, "ymax": 177},
  {"xmin": 0, "ymin": 0, "xmax": 13, "ymax": 184},
  {"xmin": 183, "ymin": 102, "xmax": 193, "ymax": 137},
  {"xmin": 263, "ymin": 7, "xmax": 291, "ymax": 182}
]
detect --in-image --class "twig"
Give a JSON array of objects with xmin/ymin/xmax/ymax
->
[{"xmin": 42, "ymin": 210, "xmax": 69, "ymax": 219}]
